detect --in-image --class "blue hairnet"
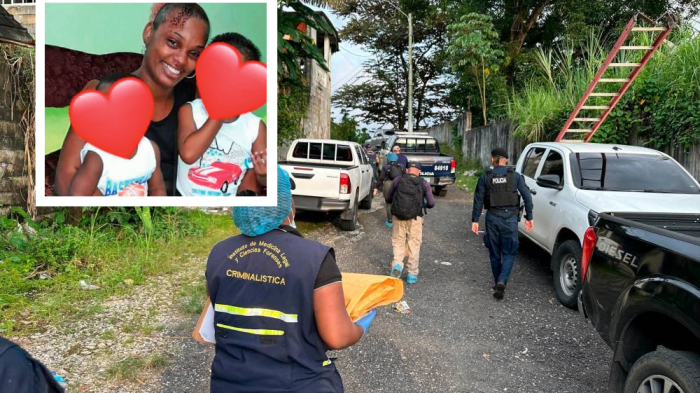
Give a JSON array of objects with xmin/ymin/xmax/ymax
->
[
  {"xmin": 233, "ymin": 166, "xmax": 293, "ymax": 236},
  {"xmin": 387, "ymin": 153, "xmax": 398, "ymax": 162}
]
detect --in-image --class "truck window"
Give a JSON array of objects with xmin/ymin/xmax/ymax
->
[
  {"xmin": 540, "ymin": 150, "xmax": 564, "ymax": 185},
  {"xmin": 576, "ymin": 153, "xmax": 700, "ymax": 194},
  {"xmin": 336, "ymin": 145, "xmax": 353, "ymax": 162},
  {"xmin": 309, "ymin": 143, "xmax": 322, "ymax": 160},
  {"xmin": 394, "ymin": 137, "xmax": 439, "ymax": 153},
  {"xmin": 292, "ymin": 142, "xmax": 309, "ymax": 159},
  {"xmin": 322, "ymin": 144, "xmax": 336, "ymax": 160},
  {"xmin": 354, "ymin": 146, "xmax": 365, "ymax": 164},
  {"xmin": 522, "ymin": 147, "xmax": 546, "ymax": 178}
]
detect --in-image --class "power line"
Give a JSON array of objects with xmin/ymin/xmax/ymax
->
[{"xmin": 340, "ymin": 45, "xmax": 373, "ymax": 58}]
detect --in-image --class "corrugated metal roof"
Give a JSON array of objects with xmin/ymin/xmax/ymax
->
[{"xmin": 0, "ymin": 5, "xmax": 33, "ymax": 46}]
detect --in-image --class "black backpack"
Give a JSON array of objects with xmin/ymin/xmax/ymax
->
[
  {"xmin": 388, "ymin": 162, "xmax": 403, "ymax": 180},
  {"xmin": 391, "ymin": 175, "xmax": 425, "ymax": 220}
]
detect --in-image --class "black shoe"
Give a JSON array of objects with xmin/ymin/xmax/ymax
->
[{"xmin": 493, "ymin": 282, "xmax": 506, "ymax": 300}]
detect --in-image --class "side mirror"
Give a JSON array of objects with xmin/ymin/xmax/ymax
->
[{"xmin": 536, "ymin": 174, "xmax": 562, "ymax": 190}]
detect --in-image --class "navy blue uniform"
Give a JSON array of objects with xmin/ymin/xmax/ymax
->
[
  {"xmin": 206, "ymin": 228, "xmax": 344, "ymax": 393},
  {"xmin": 0, "ymin": 338, "xmax": 64, "ymax": 393},
  {"xmin": 471, "ymin": 166, "xmax": 533, "ymax": 285}
]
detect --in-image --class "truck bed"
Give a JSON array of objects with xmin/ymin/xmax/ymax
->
[{"xmin": 604, "ymin": 212, "xmax": 700, "ymax": 241}]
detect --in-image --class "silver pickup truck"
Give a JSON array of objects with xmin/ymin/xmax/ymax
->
[{"xmin": 374, "ymin": 132, "xmax": 456, "ymax": 196}]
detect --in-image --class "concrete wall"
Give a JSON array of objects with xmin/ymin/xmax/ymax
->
[
  {"xmin": 0, "ymin": 51, "xmax": 27, "ymax": 216},
  {"xmin": 301, "ymin": 27, "xmax": 332, "ymax": 140},
  {"xmin": 3, "ymin": 4, "xmax": 34, "ymax": 39},
  {"xmin": 425, "ymin": 112, "xmax": 700, "ymax": 181}
]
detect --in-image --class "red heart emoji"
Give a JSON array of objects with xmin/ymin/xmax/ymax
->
[
  {"xmin": 196, "ymin": 42, "xmax": 267, "ymax": 120},
  {"xmin": 69, "ymin": 77, "xmax": 154, "ymax": 159}
]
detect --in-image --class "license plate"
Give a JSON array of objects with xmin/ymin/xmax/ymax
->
[{"xmin": 422, "ymin": 176, "xmax": 432, "ymax": 183}]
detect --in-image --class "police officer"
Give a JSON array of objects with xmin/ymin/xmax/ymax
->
[
  {"xmin": 471, "ymin": 148, "xmax": 534, "ymax": 300},
  {"xmin": 206, "ymin": 166, "xmax": 376, "ymax": 393}
]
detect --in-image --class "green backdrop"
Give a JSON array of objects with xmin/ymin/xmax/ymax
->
[{"xmin": 45, "ymin": 3, "xmax": 267, "ymax": 154}]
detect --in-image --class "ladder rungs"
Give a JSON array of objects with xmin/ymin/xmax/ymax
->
[
  {"xmin": 590, "ymin": 92, "xmax": 619, "ymax": 97},
  {"xmin": 565, "ymin": 129, "xmax": 591, "ymax": 133},
  {"xmin": 620, "ymin": 46, "xmax": 654, "ymax": 50},
  {"xmin": 561, "ymin": 140, "xmax": 585, "ymax": 143},
  {"xmin": 574, "ymin": 118, "xmax": 601, "ymax": 122},
  {"xmin": 599, "ymin": 78, "xmax": 631, "ymax": 83},
  {"xmin": 609, "ymin": 63, "xmax": 641, "ymax": 67},
  {"xmin": 631, "ymin": 27, "xmax": 667, "ymax": 32},
  {"xmin": 581, "ymin": 106, "xmax": 610, "ymax": 110}
]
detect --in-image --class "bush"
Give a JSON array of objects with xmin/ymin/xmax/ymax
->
[{"xmin": 507, "ymin": 26, "xmax": 700, "ymax": 148}]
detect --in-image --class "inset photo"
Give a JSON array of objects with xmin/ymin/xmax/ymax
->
[{"xmin": 38, "ymin": 2, "xmax": 274, "ymax": 206}]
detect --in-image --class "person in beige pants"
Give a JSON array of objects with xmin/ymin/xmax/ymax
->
[{"xmin": 384, "ymin": 162, "xmax": 435, "ymax": 285}]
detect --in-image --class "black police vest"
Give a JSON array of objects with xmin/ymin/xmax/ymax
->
[
  {"xmin": 206, "ymin": 229, "xmax": 344, "ymax": 393},
  {"xmin": 484, "ymin": 168, "xmax": 520, "ymax": 210}
]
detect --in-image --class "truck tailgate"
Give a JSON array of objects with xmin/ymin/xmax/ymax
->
[{"xmin": 282, "ymin": 164, "xmax": 341, "ymax": 199}]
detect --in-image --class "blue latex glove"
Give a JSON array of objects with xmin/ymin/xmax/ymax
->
[{"xmin": 354, "ymin": 309, "xmax": 377, "ymax": 336}]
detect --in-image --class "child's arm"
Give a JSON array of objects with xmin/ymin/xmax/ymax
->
[
  {"xmin": 55, "ymin": 79, "xmax": 100, "ymax": 196},
  {"xmin": 251, "ymin": 120, "xmax": 267, "ymax": 185},
  {"xmin": 148, "ymin": 141, "xmax": 167, "ymax": 196},
  {"xmin": 177, "ymin": 103, "xmax": 224, "ymax": 165},
  {"xmin": 68, "ymin": 151, "xmax": 103, "ymax": 196}
]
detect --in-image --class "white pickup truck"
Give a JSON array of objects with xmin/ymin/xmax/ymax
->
[
  {"xmin": 280, "ymin": 139, "xmax": 374, "ymax": 231},
  {"xmin": 514, "ymin": 142, "xmax": 700, "ymax": 307}
]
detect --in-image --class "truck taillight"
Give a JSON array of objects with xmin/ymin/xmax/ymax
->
[
  {"xmin": 581, "ymin": 227, "xmax": 597, "ymax": 283},
  {"xmin": 340, "ymin": 173, "xmax": 351, "ymax": 194},
  {"xmin": 450, "ymin": 159, "xmax": 456, "ymax": 174}
]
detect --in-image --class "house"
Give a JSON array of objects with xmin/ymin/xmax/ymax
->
[
  {"xmin": 285, "ymin": 11, "xmax": 340, "ymax": 140},
  {"xmin": 2, "ymin": 0, "xmax": 35, "ymax": 40},
  {"xmin": 0, "ymin": 3, "xmax": 35, "ymax": 216}
]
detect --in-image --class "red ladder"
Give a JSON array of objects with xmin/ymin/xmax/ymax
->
[{"xmin": 555, "ymin": 13, "xmax": 678, "ymax": 143}]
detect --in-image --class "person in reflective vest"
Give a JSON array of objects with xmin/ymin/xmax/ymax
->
[
  {"xmin": 471, "ymin": 148, "xmax": 534, "ymax": 300},
  {"xmin": 206, "ymin": 166, "xmax": 376, "ymax": 393}
]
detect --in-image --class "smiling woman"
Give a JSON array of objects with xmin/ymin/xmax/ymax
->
[
  {"xmin": 53, "ymin": 4, "xmax": 208, "ymax": 197},
  {"xmin": 44, "ymin": 2, "xmax": 268, "ymax": 198}
]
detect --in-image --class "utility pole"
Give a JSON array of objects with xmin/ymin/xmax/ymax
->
[
  {"xmin": 407, "ymin": 12, "xmax": 413, "ymax": 133},
  {"xmin": 386, "ymin": 1, "xmax": 414, "ymax": 133}
]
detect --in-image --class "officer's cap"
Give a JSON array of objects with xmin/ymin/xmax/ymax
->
[
  {"xmin": 407, "ymin": 161, "xmax": 422, "ymax": 170},
  {"xmin": 491, "ymin": 148, "xmax": 509, "ymax": 159}
]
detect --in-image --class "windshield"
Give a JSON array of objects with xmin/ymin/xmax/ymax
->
[
  {"xmin": 575, "ymin": 153, "xmax": 699, "ymax": 194},
  {"xmin": 394, "ymin": 137, "xmax": 439, "ymax": 153}
]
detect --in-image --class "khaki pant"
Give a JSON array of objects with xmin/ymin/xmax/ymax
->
[{"xmin": 391, "ymin": 215, "xmax": 424, "ymax": 276}]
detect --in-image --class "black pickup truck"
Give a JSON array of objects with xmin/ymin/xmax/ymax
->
[{"xmin": 579, "ymin": 212, "xmax": 700, "ymax": 393}]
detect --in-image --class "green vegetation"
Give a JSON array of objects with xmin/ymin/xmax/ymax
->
[
  {"xmin": 331, "ymin": 113, "xmax": 371, "ymax": 143},
  {"xmin": 507, "ymin": 27, "xmax": 700, "ymax": 147},
  {"xmin": 105, "ymin": 354, "xmax": 171, "ymax": 381},
  {"xmin": 0, "ymin": 207, "xmax": 235, "ymax": 334}
]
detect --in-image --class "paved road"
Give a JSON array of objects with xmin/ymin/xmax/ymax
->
[{"xmin": 158, "ymin": 186, "xmax": 612, "ymax": 393}]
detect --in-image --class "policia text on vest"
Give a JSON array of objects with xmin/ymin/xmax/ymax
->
[{"xmin": 471, "ymin": 148, "xmax": 534, "ymax": 301}]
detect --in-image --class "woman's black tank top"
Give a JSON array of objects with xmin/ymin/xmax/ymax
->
[{"xmin": 145, "ymin": 78, "xmax": 196, "ymax": 196}]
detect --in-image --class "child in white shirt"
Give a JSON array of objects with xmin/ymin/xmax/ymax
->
[
  {"xmin": 176, "ymin": 32, "xmax": 267, "ymax": 197},
  {"xmin": 69, "ymin": 73, "xmax": 166, "ymax": 196}
]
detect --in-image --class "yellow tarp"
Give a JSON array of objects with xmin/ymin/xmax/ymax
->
[
  {"xmin": 194, "ymin": 273, "xmax": 403, "ymax": 344},
  {"xmin": 342, "ymin": 273, "xmax": 404, "ymax": 321}
]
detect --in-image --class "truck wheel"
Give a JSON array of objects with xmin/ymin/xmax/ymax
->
[
  {"xmin": 623, "ymin": 350, "xmax": 700, "ymax": 393},
  {"xmin": 359, "ymin": 190, "xmax": 373, "ymax": 210},
  {"xmin": 220, "ymin": 181, "xmax": 229, "ymax": 194},
  {"xmin": 552, "ymin": 240, "xmax": 581, "ymax": 308},
  {"xmin": 435, "ymin": 186, "xmax": 447, "ymax": 197},
  {"xmin": 340, "ymin": 196, "xmax": 359, "ymax": 231}
]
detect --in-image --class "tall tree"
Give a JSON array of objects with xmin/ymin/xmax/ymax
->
[
  {"xmin": 331, "ymin": 0, "xmax": 457, "ymax": 130},
  {"xmin": 447, "ymin": 13, "xmax": 504, "ymax": 125}
]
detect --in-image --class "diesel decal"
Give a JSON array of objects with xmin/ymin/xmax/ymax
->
[{"xmin": 597, "ymin": 240, "xmax": 639, "ymax": 268}]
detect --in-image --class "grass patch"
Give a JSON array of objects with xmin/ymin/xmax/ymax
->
[
  {"xmin": 105, "ymin": 354, "xmax": 170, "ymax": 381},
  {"xmin": 178, "ymin": 280, "xmax": 208, "ymax": 316},
  {"xmin": 0, "ymin": 208, "xmax": 236, "ymax": 335}
]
